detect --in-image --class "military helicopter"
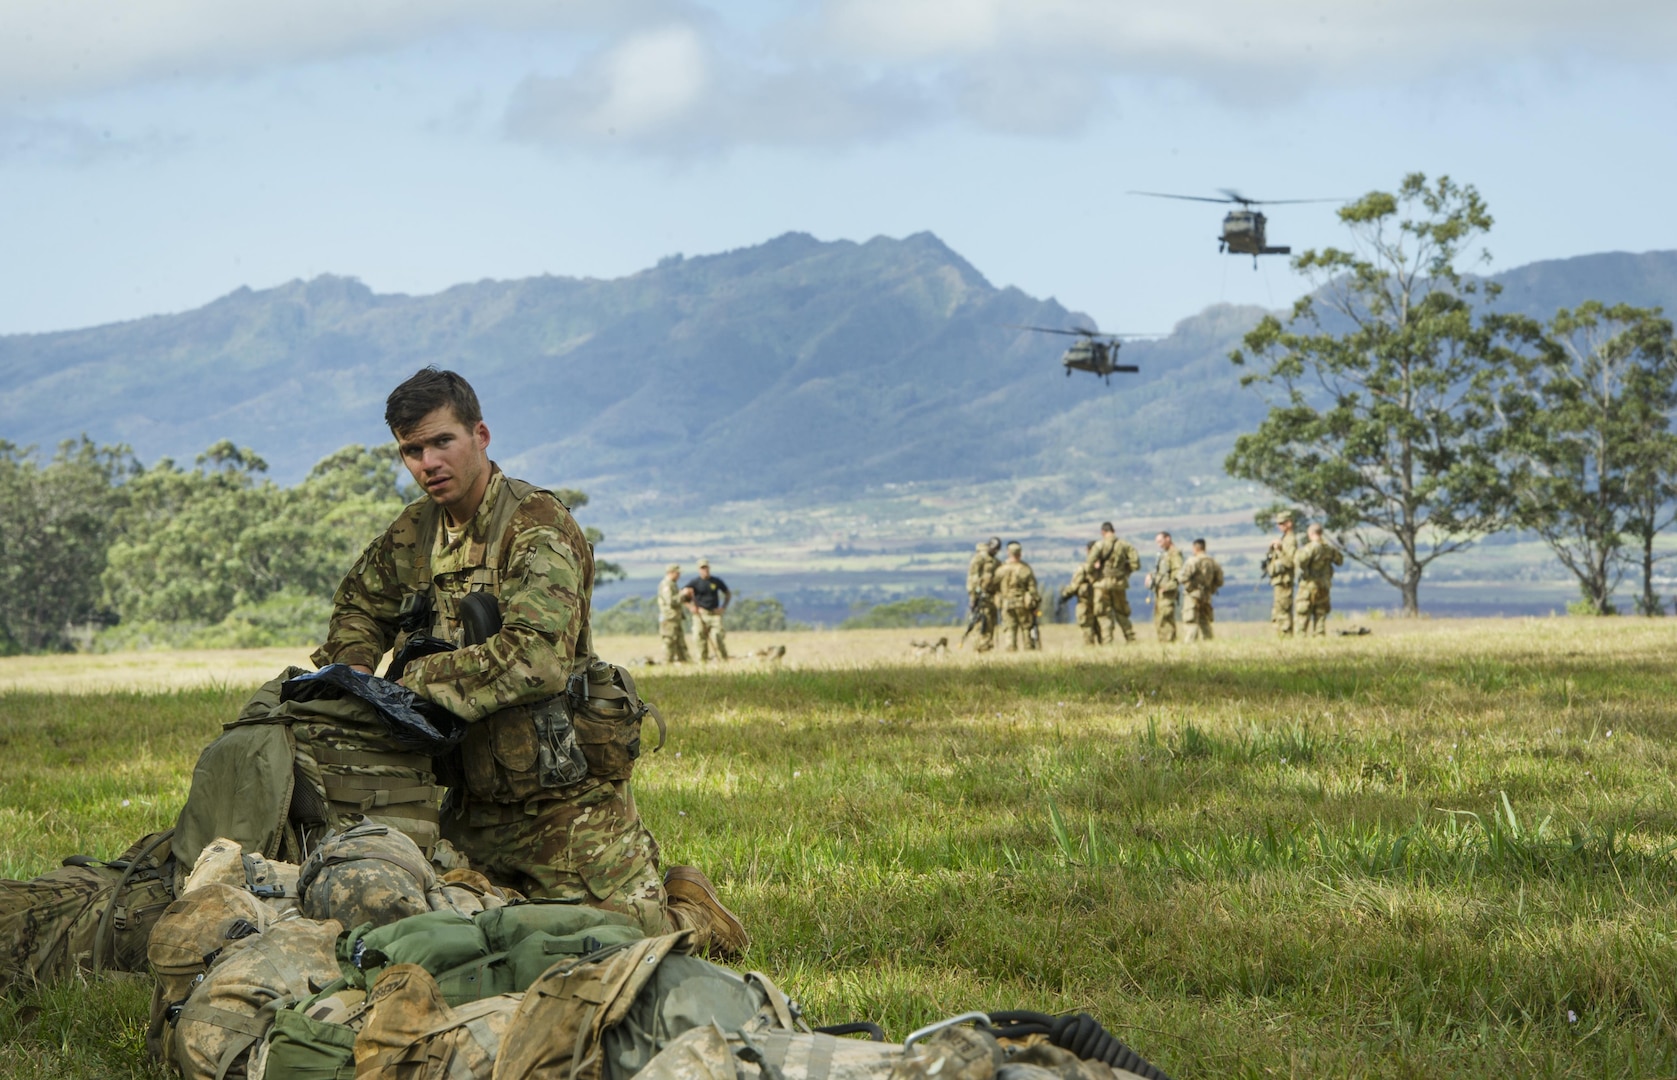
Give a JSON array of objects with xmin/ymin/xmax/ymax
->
[
  {"xmin": 1013, "ymin": 326, "xmax": 1149, "ymax": 383},
  {"xmin": 1129, "ymin": 189, "xmax": 1343, "ymax": 265}
]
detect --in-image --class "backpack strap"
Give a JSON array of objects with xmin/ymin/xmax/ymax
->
[{"xmin": 91, "ymin": 828, "xmax": 174, "ymax": 972}]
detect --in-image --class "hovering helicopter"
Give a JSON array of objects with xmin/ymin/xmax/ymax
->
[
  {"xmin": 1129, "ymin": 189, "xmax": 1344, "ymax": 265},
  {"xmin": 1014, "ymin": 326, "xmax": 1151, "ymax": 383}
]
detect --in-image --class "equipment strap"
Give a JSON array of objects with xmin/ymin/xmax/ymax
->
[
  {"xmin": 324, "ymin": 783, "xmax": 443, "ymax": 810},
  {"xmin": 311, "ymin": 746, "xmax": 432, "ymax": 772},
  {"xmin": 177, "ymin": 1002, "xmax": 270, "ymax": 1039}
]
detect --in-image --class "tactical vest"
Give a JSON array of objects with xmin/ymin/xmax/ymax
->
[{"xmin": 393, "ymin": 476, "xmax": 660, "ymax": 805}]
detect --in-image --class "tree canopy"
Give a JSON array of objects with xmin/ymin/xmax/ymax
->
[{"xmin": 1227, "ymin": 174, "xmax": 1522, "ymax": 615}]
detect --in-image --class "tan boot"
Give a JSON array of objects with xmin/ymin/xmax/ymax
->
[{"xmin": 663, "ymin": 865, "xmax": 749, "ymax": 961}]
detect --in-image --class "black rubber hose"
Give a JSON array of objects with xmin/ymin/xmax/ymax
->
[
  {"xmin": 814, "ymin": 1021, "xmax": 887, "ymax": 1042},
  {"xmin": 984, "ymin": 1011, "xmax": 1172, "ymax": 1080}
]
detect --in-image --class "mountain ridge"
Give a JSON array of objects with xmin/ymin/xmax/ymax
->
[{"xmin": 3, "ymin": 235, "xmax": 1675, "ymax": 527}]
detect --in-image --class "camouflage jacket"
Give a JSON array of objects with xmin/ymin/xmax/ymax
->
[
  {"xmin": 1061, "ymin": 566, "xmax": 1097, "ymax": 605},
  {"xmin": 1265, "ymin": 532, "xmax": 1298, "ymax": 587},
  {"xmin": 1294, "ymin": 540, "xmax": 1344, "ymax": 587},
  {"xmin": 967, "ymin": 547, "xmax": 1000, "ymax": 598},
  {"xmin": 655, "ymin": 577, "xmax": 686, "ymax": 623},
  {"xmin": 994, "ymin": 560, "xmax": 1038, "ymax": 611},
  {"xmin": 312, "ymin": 467, "xmax": 593, "ymax": 722},
  {"xmin": 1180, "ymin": 554, "xmax": 1224, "ymax": 598},
  {"xmin": 1087, "ymin": 536, "xmax": 1140, "ymax": 582},
  {"xmin": 1150, "ymin": 548, "xmax": 1183, "ymax": 595}
]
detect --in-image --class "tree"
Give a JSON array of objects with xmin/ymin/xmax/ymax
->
[
  {"xmin": 1226, "ymin": 174, "xmax": 1518, "ymax": 615},
  {"xmin": 840, "ymin": 596, "xmax": 957, "ymax": 629},
  {"xmin": 0, "ymin": 438, "xmax": 132, "ymax": 652},
  {"xmin": 1499, "ymin": 304, "xmax": 1677, "ymax": 615}
]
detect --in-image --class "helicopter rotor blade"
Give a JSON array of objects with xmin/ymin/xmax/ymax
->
[
  {"xmin": 1008, "ymin": 324, "xmax": 1101, "ymax": 337},
  {"xmin": 1129, "ymin": 190, "xmax": 1234, "ymax": 204},
  {"xmin": 1218, "ymin": 188, "xmax": 1254, "ymax": 205}
]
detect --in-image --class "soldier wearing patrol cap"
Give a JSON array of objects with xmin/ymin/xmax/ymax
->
[
  {"xmin": 993, "ymin": 541, "xmax": 1039, "ymax": 652},
  {"xmin": 1265, "ymin": 511, "xmax": 1299, "ymax": 638},
  {"xmin": 964, "ymin": 536, "xmax": 1003, "ymax": 652},
  {"xmin": 656, "ymin": 563, "xmax": 690, "ymax": 664}
]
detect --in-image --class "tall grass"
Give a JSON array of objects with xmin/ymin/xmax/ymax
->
[{"xmin": 2, "ymin": 620, "xmax": 1675, "ymax": 1077}]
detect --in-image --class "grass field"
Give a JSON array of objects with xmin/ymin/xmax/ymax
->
[{"xmin": 2, "ymin": 619, "xmax": 1676, "ymax": 1077}]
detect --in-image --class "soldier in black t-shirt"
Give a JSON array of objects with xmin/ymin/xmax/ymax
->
[{"xmin": 681, "ymin": 558, "xmax": 731, "ymax": 661}]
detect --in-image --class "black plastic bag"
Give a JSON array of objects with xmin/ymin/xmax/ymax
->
[{"xmin": 281, "ymin": 664, "xmax": 466, "ymax": 754}]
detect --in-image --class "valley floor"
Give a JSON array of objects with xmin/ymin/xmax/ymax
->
[{"xmin": 2, "ymin": 618, "xmax": 1675, "ymax": 1077}]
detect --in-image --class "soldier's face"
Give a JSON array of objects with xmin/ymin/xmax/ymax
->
[{"xmin": 396, "ymin": 406, "xmax": 491, "ymax": 523}]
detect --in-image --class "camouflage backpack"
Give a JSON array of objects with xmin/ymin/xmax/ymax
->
[
  {"xmin": 493, "ymin": 930, "xmax": 792, "ymax": 1080},
  {"xmin": 298, "ymin": 821, "xmax": 444, "ymax": 930},
  {"xmin": 632, "ymin": 1017, "xmax": 1170, "ymax": 1080},
  {"xmin": 161, "ymin": 914, "xmax": 344, "ymax": 1080},
  {"xmin": 349, "ymin": 964, "xmax": 525, "ymax": 1080},
  {"xmin": 173, "ymin": 668, "xmax": 449, "ymax": 879},
  {"xmin": 0, "ymin": 829, "xmax": 176, "ymax": 993}
]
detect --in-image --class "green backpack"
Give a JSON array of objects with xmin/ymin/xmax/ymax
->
[{"xmin": 347, "ymin": 901, "xmax": 646, "ymax": 1005}]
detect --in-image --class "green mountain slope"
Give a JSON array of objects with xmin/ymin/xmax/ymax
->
[{"xmin": 2, "ymin": 236, "xmax": 1674, "ymax": 529}]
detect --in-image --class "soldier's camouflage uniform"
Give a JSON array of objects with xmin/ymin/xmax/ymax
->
[
  {"xmin": 1086, "ymin": 536, "xmax": 1140, "ymax": 644},
  {"xmin": 656, "ymin": 576, "xmax": 690, "ymax": 664},
  {"xmin": 1179, "ymin": 553, "xmax": 1224, "ymax": 643},
  {"xmin": 1293, "ymin": 538, "xmax": 1345, "ymax": 636},
  {"xmin": 1267, "ymin": 531, "xmax": 1298, "ymax": 637},
  {"xmin": 994, "ymin": 558, "xmax": 1039, "ymax": 652},
  {"xmin": 312, "ymin": 466, "xmax": 668, "ymax": 935},
  {"xmin": 965, "ymin": 545, "xmax": 1001, "ymax": 652},
  {"xmin": 1149, "ymin": 547, "xmax": 1183, "ymax": 643},
  {"xmin": 1060, "ymin": 567, "xmax": 1102, "ymax": 646}
]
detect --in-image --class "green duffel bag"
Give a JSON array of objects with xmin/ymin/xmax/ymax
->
[{"xmin": 345, "ymin": 901, "xmax": 645, "ymax": 1006}]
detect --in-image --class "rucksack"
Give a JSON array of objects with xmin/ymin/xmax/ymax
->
[
  {"xmin": 633, "ymin": 1018, "xmax": 1168, "ymax": 1080},
  {"xmin": 345, "ymin": 901, "xmax": 645, "ymax": 1007},
  {"xmin": 173, "ymin": 668, "xmax": 449, "ymax": 878},
  {"xmin": 298, "ymin": 821, "xmax": 444, "ymax": 930},
  {"xmin": 349, "ymin": 964, "xmax": 524, "ymax": 1080},
  {"xmin": 161, "ymin": 914, "xmax": 344, "ymax": 1080},
  {"xmin": 492, "ymin": 930, "xmax": 789, "ymax": 1080},
  {"xmin": 0, "ymin": 829, "xmax": 176, "ymax": 993}
]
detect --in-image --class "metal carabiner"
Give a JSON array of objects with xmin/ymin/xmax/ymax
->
[{"xmin": 903, "ymin": 1011, "xmax": 991, "ymax": 1050}]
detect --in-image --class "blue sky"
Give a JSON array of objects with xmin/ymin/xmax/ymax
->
[{"xmin": 3, "ymin": 1, "xmax": 1674, "ymax": 337}]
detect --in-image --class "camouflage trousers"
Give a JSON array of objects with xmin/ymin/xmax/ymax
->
[
  {"xmin": 1076, "ymin": 608, "xmax": 1102, "ymax": 646},
  {"xmin": 966, "ymin": 597, "xmax": 997, "ymax": 652},
  {"xmin": 1093, "ymin": 580, "xmax": 1135, "ymax": 643},
  {"xmin": 1272, "ymin": 583, "xmax": 1295, "ymax": 636},
  {"xmin": 1001, "ymin": 607, "xmax": 1034, "ymax": 651},
  {"xmin": 660, "ymin": 618, "xmax": 690, "ymax": 664},
  {"xmin": 1295, "ymin": 582, "xmax": 1331, "ymax": 636},
  {"xmin": 694, "ymin": 609, "xmax": 728, "ymax": 661},
  {"xmin": 442, "ymin": 779, "xmax": 666, "ymax": 936},
  {"xmin": 1184, "ymin": 595, "xmax": 1214, "ymax": 642},
  {"xmin": 1153, "ymin": 590, "xmax": 1179, "ymax": 642}
]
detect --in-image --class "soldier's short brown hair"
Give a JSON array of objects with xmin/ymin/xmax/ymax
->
[
  {"xmin": 385, "ymin": 367, "xmax": 483, "ymax": 435},
  {"xmin": 1100, "ymin": 521, "xmax": 1115, "ymax": 533}
]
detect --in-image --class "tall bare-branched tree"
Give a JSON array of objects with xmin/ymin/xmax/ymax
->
[{"xmin": 1226, "ymin": 174, "xmax": 1520, "ymax": 615}]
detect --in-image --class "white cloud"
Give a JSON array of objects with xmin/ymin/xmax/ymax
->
[
  {"xmin": 819, "ymin": 0, "xmax": 1677, "ymax": 82},
  {"xmin": 0, "ymin": 0, "xmax": 668, "ymax": 101},
  {"xmin": 505, "ymin": 21, "xmax": 933, "ymax": 153}
]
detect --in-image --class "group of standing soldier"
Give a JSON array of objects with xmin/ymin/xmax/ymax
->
[
  {"xmin": 967, "ymin": 512, "xmax": 1345, "ymax": 647},
  {"xmin": 656, "ymin": 559, "xmax": 732, "ymax": 663},
  {"xmin": 1263, "ymin": 510, "xmax": 1345, "ymax": 637}
]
